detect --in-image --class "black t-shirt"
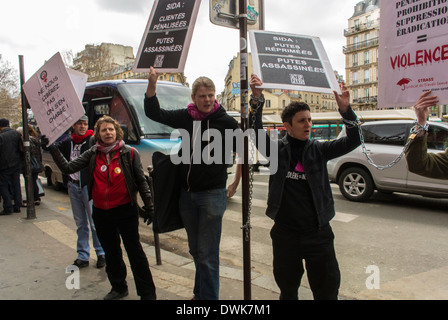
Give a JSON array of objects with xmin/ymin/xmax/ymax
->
[{"xmin": 276, "ymin": 135, "xmax": 318, "ymax": 233}]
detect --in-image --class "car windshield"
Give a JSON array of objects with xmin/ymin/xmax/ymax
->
[{"xmin": 117, "ymin": 82, "xmax": 191, "ymax": 136}]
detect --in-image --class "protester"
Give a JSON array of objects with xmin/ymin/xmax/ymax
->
[
  {"xmin": 144, "ymin": 66, "xmax": 239, "ymax": 300},
  {"xmin": 17, "ymin": 124, "xmax": 43, "ymax": 206},
  {"xmin": 48, "ymin": 115, "xmax": 105, "ymax": 269},
  {"xmin": 0, "ymin": 118, "xmax": 23, "ymax": 215},
  {"xmin": 248, "ymin": 75, "xmax": 361, "ymax": 300},
  {"xmin": 43, "ymin": 116, "xmax": 156, "ymax": 300},
  {"xmin": 405, "ymin": 91, "xmax": 448, "ymax": 178}
]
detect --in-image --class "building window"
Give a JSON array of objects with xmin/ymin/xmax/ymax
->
[
  {"xmin": 364, "ymin": 70, "xmax": 370, "ymax": 83},
  {"xmin": 353, "ymin": 72, "xmax": 359, "ymax": 84},
  {"xmin": 364, "ymin": 51, "xmax": 370, "ymax": 64},
  {"xmin": 353, "ymin": 53, "xmax": 358, "ymax": 66}
]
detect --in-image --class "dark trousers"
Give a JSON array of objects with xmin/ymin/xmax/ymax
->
[
  {"xmin": 270, "ymin": 223, "xmax": 340, "ymax": 300},
  {"xmin": 0, "ymin": 166, "xmax": 22, "ymax": 212},
  {"xmin": 92, "ymin": 202, "xmax": 156, "ymax": 298}
]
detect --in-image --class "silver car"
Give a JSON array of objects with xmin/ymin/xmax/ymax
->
[{"xmin": 327, "ymin": 120, "xmax": 448, "ymax": 202}]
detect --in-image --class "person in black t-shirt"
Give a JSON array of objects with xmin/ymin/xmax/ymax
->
[{"xmin": 246, "ymin": 75, "xmax": 361, "ymax": 300}]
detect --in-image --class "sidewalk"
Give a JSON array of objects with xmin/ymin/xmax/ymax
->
[{"xmin": 0, "ymin": 198, "xmax": 290, "ymax": 301}]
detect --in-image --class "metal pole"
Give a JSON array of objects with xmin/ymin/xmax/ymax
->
[
  {"xmin": 239, "ymin": 0, "xmax": 251, "ymax": 301},
  {"xmin": 147, "ymin": 165, "xmax": 162, "ymax": 265},
  {"xmin": 18, "ymin": 55, "xmax": 36, "ymax": 220}
]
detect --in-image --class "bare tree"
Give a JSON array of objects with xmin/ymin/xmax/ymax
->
[
  {"xmin": 0, "ymin": 55, "xmax": 19, "ymax": 98},
  {"xmin": 0, "ymin": 55, "xmax": 20, "ymax": 124}
]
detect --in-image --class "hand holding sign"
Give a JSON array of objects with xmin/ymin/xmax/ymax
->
[
  {"xmin": 413, "ymin": 91, "xmax": 439, "ymax": 126},
  {"xmin": 333, "ymin": 82, "xmax": 350, "ymax": 113}
]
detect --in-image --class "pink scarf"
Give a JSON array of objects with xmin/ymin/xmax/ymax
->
[
  {"xmin": 187, "ymin": 100, "xmax": 220, "ymax": 121},
  {"xmin": 96, "ymin": 140, "xmax": 124, "ymax": 164}
]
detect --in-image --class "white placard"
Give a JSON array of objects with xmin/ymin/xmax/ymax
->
[
  {"xmin": 378, "ymin": 1, "xmax": 448, "ymax": 108},
  {"xmin": 249, "ymin": 30, "xmax": 340, "ymax": 94},
  {"xmin": 22, "ymin": 52, "xmax": 87, "ymax": 145}
]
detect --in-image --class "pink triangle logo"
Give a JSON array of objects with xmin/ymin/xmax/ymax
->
[{"xmin": 295, "ymin": 161, "xmax": 304, "ymax": 173}]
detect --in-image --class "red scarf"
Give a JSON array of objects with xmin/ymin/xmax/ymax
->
[{"xmin": 72, "ymin": 130, "xmax": 93, "ymax": 144}]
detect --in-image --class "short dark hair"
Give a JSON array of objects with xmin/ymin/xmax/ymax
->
[{"xmin": 281, "ymin": 102, "xmax": 311, "ymax": 125}]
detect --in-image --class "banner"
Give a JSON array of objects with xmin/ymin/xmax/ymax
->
[
  {"xmin": 22, "ymin": 52, "xmax": 87, "ymax": 146},
  {"xmin": 249, "ymin": 30, "xmax": 340, "ymax": 94},
  {"xmin": 378, "ymin": 0, "xmax": 448, "ymax": 108},
  {"xmin": 133, "ymin": 0, "xmax": 202, "ymax": 73}
]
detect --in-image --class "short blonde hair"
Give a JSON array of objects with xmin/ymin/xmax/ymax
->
[
  {"xmin": 191, "ymin": 77, "xmax": 215, "ymax": 97},
  {"xmin": 94, "ymin": 116, "xmax": 124, "ymax": 142}
]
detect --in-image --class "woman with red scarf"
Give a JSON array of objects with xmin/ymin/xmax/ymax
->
[{"xmin": 46, "ymin": 116, "xmax": 156, "ymax": 300}]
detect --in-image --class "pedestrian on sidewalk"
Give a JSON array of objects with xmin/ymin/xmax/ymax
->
[
  {"xmin": 0, "ymin": 118, "xmax": 23, "ymax": 215},
  {"xmin": 247, "ymin": 75, "xmax": 361, "ymax": 300},
  {"xmin": 46, "ymin": 116, "xmax": 105, "ymax": 269},
  {"xmin": 17, "ymin": 124, "xmax": 44, "ymax": 207},
  {"xmin": 144, "ymin": 67, "xmax": 239, "ymax": 300},
  {"xmin": 43, "ymin": 116, "xmax": 156, "ymax": 300}
]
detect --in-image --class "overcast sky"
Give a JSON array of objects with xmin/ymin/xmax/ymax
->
[{"xmin": 1, "ymin": 0, "xmax": 359, "ymax": 93}]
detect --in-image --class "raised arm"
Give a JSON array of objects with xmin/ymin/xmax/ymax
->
[
  {"xmin": 333, "ymin": 82, "xmax": 350, "ymax": 113},
  {"xmin": 145, "ymin": 66, "xmax": 159, "ymax": 98}
]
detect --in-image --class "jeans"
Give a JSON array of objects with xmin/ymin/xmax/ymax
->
[
  {"xmin": 179, "ymin": 187, "xmax": 227, "ymax": 300},
  {"xmin": 68, "ymin": 181, "xmax": 104, "ymax": 261},
  {"xmin": 270, "ymin": 223, "xmax": 341, "ymax": 300},
  {"xmin": 0, "ymin": 166, "xmax": 22, "ymax": 212},
  {"xmin": 92, "ymin": 202, "xmax": 156, "ymax": 298}
]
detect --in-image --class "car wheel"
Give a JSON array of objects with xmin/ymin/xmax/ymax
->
[{"xmin": 338, "ymin": 167, "xmax": 374, "ymax": 202}]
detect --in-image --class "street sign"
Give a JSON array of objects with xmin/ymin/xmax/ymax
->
[
  {"xmin": 133, "ymin": 0, "xmax": 202, "ymax": 73},
  {"xmin": 249, "ymin": 30, "xmax": 340, "ymax": 94},
  {"xmin": 378, "ymin": 0, "xmax": 448, "ymax": 108},
  {"xmin": 210, "ymin": 0, "xmax": 264, "ymax": 30},
  {"xmin": 22, "ymin": 52, "xmax": 87, "ymax": 146}
]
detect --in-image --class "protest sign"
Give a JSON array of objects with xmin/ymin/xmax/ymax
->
[
  {"xmin": 133, "ymin": 0, "xmax": 201, "ymax": 73},
  {"xmin": 249, "ymin": 30, "xmax": 340, "ymax": 94},
  {"xmin": 378, "ymin": 0, "xmax": 448, "ymax": 108},
  {"xmin": 22, "ymin": 52, "xmax": 87, "ymax": 146}
]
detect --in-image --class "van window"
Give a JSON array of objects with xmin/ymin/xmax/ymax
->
[
  {"xmin": 109, "ymin": 94, "xmax": 137, "ymax": 142},
  {"xmin": 362, "ymin": 123, "xmax": 407, "ymax": 146},
  {"xmin": 118, "ymin": 82, "xmax": 191, "ymax": 138},
  {"xmin": 83, "ymin": 86, "xmax": 137, "ymax": 142}
]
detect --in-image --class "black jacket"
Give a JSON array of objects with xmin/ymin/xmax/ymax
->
[
  {"xmin": 0, "ymin": 128, "xmax": 23, "ymax": 171},
  {"xmin": 144, "ymin": 95, "xmax": 239, "ymax": 192},
  {"xmin": 53, "ymin": 136, "xmax": 94, "ymax": 187},
  {"xmin": 252, "ymin": 104, "xmax": 361, "ymax": 228}
]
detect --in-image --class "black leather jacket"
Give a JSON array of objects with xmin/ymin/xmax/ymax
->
[
  {"xmin": 251, "ymin": 103, "xmax": 361, "ymax": 228},
  {"xmin": 0, "ymin": 128, "xmax": 23, "ymax": 171},
  {"xmin": 50, "ymin": 144, "xmax": 152, "ymax": 208}
]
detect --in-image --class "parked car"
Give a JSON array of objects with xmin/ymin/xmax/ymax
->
[
  {"xmin": 40, "ymin": 79, "xmax": 191, "ymax": 189},
  {"xmin": 327, "ymin": 120, "xmax": 448, "ymax": 202}
]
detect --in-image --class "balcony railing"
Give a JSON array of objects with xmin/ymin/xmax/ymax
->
[
  {"xmin": 344, "ymin": 37, "xmax": 379, "ymax": 53},
  {"xmin": 344, "ymin": 20, "xmax": 379, "ymax": 36}
]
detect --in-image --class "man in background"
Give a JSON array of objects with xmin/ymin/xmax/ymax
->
[{"xmin": 0, "ymin": 118, "xmax": 23, "ymax": 215}]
